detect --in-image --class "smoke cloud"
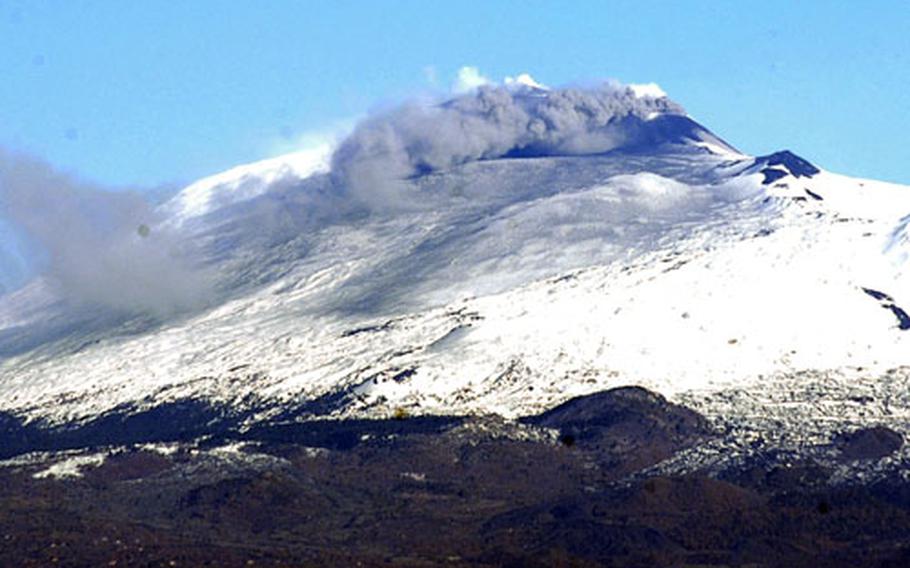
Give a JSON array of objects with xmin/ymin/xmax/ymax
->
[
  {"xmin": 0, "ymin": 150, "xmax": 212, "ymax": 317},
  {"xmin": 330, "ymin": 81, "xmax": 685, "ymax": 208}
]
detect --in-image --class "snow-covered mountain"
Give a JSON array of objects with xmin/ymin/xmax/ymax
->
[{"xmin": 2, "ymin": 81, "xmax": 910, "ymax": 476}]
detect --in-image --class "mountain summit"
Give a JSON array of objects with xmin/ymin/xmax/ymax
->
[{"xmin": 0, "ymin": 82, "xmax": 909, "ymax": 484}]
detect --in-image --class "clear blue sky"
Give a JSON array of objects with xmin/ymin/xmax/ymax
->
[{"xmin": 1, "ymin": 0, "xmax": 909, "ymax": 187}]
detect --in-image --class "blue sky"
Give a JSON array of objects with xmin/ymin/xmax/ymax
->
[{"xmin": 1, "ymin": 0, "xmax": 909, "ymax": 188}]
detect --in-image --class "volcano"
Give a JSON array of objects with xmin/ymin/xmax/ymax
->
[{"xmin": 2, "ymin": 80, "xmax": 910, "ymax": 566}]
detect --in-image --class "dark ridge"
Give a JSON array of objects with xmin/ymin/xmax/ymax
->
[
  {"xmin": 0, "ymin": 385, "xmax": 711, "ymax": 461},
  {"xmin": 500, "ymin": 114, "xmax": 738, "ymax": 160},
  {"xmin": 760, "ymin": 168, "xmax": 788, "ymax": 185},
  {"xmin": 0, "ymin": 400, "xmax": 246, "ymax": 460},
  {"xmin": 758, "ymin": 150, "xmax": 820, "ymax": 178},
  {"xmin": 391, "ymin": 368, "xmax": 417, "ymax": 382},
  {"xmin": 888, "ymin": 304, "xmax": 910, "ymax": 330},
  {"xmin": 0, "ymin": 395, "xmax": 464, "ymax": 459},
  {"xmin": 237, "ymin": 415, "xmax": 462, "ymax": 451},
  {"xmin": 340, "ymin": 320, "xmax": 395, "ymax": 338},
  {"xmin": 861, "ymin": 288, "xmax": 910, "ymax": 330},
  {"xmin": 524, "ymin": 386, "xmax": 709, "ymax": 435},
  {"xmin": 276, "ymin": 385, "xmax": 357, "ymax": 418},
  {"xmin": 805, "ymin": 188, "xmax": 824, "ymax": 201},
  {"xmin": 862, "ymin": 287, "xmax": 894, "ymax": 302},
  {"xmin": 616, "ymin": 113, "xmax": 737, "ymax": 153},
  {"xmin": 522, "ymin": 386, "xmax": 712, "ymax": 472},
  {"xmin": 0, "ymin": 411, "xmax": 51, "ymax": 460},
  {"xmin": 835, "ymin": 426, "xmax": 904, "ymax": 461}
]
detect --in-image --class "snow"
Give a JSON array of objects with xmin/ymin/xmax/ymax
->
[
  {"xmin": 2, "ymin": 108, "xmax": 910, "ymax": 448},
  {"xmin": 0, "ymin": 278, "xmax": 58, "ymax": 331},
  {"xmin": 32, "ymin": 451, "xmax": 107, "ymax": 479},
  {"xmin": 138, "ymin": 442, "xmax": 182, "ymax": 456},
  {"xmin": 161, "ymin": 143, "xmax": 332, "ymax": 224},
  {"xmin": 691, "ymin": 140, "xmax": 743, "ymax": 158}
]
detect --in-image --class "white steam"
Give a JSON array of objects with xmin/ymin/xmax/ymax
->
[
  {"xmin": 504, "ymin": 73, "xmax": 548, "ymax": 90},
  {"xmin": 0, "ymin": 150, "xmax": 212, "ymax": 316},
  {"xmin": 452, "ymin": 66, "xmax": 492, "ymax": 93},
  {"xmin": 628, "ymin": 82, "xmax": 668, "ymax": 99}
]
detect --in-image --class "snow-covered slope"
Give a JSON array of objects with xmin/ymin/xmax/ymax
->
[
  {"xmin": 2, "ymin": 84, "xmax": 910, "ymax": 452},
  {"xmin": 162, "ymin": 144, "xmax": 332, "ymax": 225}
]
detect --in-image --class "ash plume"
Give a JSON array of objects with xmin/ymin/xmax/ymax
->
[
  {"xmin": 0, "ymin": 150, "xmax": 212, "ymax": 316},
  {"xmin": 330, "ymin": 82, "xmax": 685, "ymax": 208}
]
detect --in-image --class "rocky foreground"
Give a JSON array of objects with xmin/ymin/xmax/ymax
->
[{"xmin": 1, "ymin": 386, "xmax": 909, "ymax": 567}]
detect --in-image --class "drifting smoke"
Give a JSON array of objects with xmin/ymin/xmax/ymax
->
[
  {"xmin": 331, "ymin": 81, "xmax": 685, "ymax": 208},
  {"xmin": 0, "ymin": 77, "xmax": 685, "ymax": 313},
  {"xmin": 0, "ymin": 150, "xmax": 212, "ymax": 316}
]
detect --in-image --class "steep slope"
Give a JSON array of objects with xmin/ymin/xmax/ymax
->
[
  {"xmin": 2, "ymin": 148, "xmax": 909, "ymax": 425},
  {"xmin": 1, "ymin": 83, "xmax": 909, "ymax": 478},
  {"xmin": 162, "ymin": 144, "xmax": 333, "ymax": 225}
]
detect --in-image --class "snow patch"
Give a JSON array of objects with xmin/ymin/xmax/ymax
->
[
  {"xmin": 163, "ymin": 144, "xmax": 332, "ymax": 223},
  {"xmin": 33, "ymin": 452, "xmax": 107, "ymax": 479}
]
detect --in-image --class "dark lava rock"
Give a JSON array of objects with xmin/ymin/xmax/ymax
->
[
  {"xmin": 526, "ymin": 386, "xmax": 709, "ymax": 436},
  {"xmin": 0, "ymin": 411, "xmax": 49, "ymax": 459},
  {"xmin": 725, "ymin": 458, "xmax": 832, "ymax": 493},
  {"xmin": 523, "ymin": 386, "xmax": 713, "ymax": 476},
  {"xmin": 482, "ymin": 476, "xmax": 765, "ymax": 567},
  {"xmin": 835, "ymin": 426, "xmax": 904, "ymax": 461},
  {"xmin": 753, "ymin": 150, "xmax": 820, "ymax": 185},
  {"xmin": 758, "ymin": 150, "xmax": 820, "ymax": 178},
  {"xmin": 7, "ymin": 385, "xmax": 910, "ymax": 567},
  {"xmin": 83, "ymin": 450, "xmax": 174, "ymax": 482},
  {"xmin": 761, "ymin": 167, "xmax": 789, "ymax": 185}
]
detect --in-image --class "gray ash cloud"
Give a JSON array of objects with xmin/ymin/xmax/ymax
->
[{"xmin": 330, "ymin": 83, "xmax": 684, "ymax": 208}]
